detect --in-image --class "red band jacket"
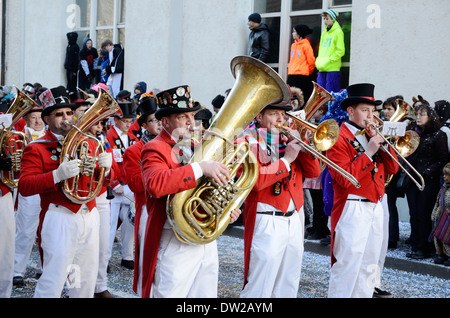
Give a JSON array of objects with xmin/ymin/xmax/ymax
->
[
  {"xmin": 325, "ymin": 123, "xmax": 399, "ymax": 264},
  {"xmin": 242, "ymin": 140, "xmax": 321, "ymax": 287},
  {"xmin": 139, "ymin": 129, "xmax": 199, "ymax": 298}
]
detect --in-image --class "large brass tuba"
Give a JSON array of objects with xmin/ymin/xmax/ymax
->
[
  {"xmin": 61, "ymin": 88, "xmax": 122, "ymax": 204},
  {"xmin": 0, "ymin": 88, "xmax": 37, "ymax": 188},
  {"xmin": 167, "ymin": 56, "xmax": 291, "ymax": 245}
]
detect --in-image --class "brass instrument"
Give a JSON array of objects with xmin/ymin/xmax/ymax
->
[
  {"xmin": 167, "ymin": 56, "xmax": 291, "ymax": 245},
  {"xmin": 369, "ymin": 99, "xmax": 422, "ymax": 189},
  {"xmin": 0, "ymin": 88, "xmax": 37, "ymax": 188},
  {"xmin": 362, "ymin": 119, "xmax": 425, "ymax": 191},
  {"xmin": 303, "ymin": 82, "xmax": 336, "ymax": 122},
  {"xmin": 276, "ymin": 124, "xmax": 361, "ymax": 189},
  {"xmin": 61, "ymin": 88, "xmax": 122, "ymax": 204}
]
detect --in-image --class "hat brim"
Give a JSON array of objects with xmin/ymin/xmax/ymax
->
[
  {"xmin": 263, "ymin": 104, "xmax": 294, "ymax": 112},
  {"xmin": 155, "ymin": 104, "xmax": 201, "ymax": 120},
  {"xmin": 137, "ymin": 111, "xmax": 157, "ymax": 126},
  {"xmin": 41, "ymin": 104, "xmax": 75, "ymax": 119},
  {"xmin": 340, "ymin": 97, "xmax": 382, "ymax": 111}
]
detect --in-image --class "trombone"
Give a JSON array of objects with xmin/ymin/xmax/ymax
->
[
  {"xmin": 276, "ymin": 123, "xmax": 361, "ymax": 189},
  {"xmin": 361, "ymin": 120, "xmax": 425, "ymax": 191}
]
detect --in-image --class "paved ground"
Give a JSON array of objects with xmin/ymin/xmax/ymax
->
[{"xmin": 10, "ymin": 223, "xmax": 450, "ymax": 299}]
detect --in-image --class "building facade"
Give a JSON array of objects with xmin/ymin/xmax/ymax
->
[{"xmin": 1, "ymin": 0, "xmax": 449, "ymax": 109}]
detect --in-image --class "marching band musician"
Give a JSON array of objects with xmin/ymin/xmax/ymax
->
[
  {"xmin": 0, "ymin": 114, "xmax": 15, "ymax": 298},
  {"xmin": 326, "ymin": 83, "xmax": 399, "ymax": 298},
  {"xmin": 13, "ymin": 105, "xmax": 47, "ymax": 287},
  {"xmin": 139, "ymin": 85, "xmax": 241, "ymax": 298},
  {"xmin": 106, "ymin": 102, "xmax": 137, "ymax": 270},
  {"xmin": 18, "ymin": 86, "xmax": 114, "ymax": 298},
  {"xmin": 122, "ymin": 96, "xmax": 160, "ymax": 296},
  {"xmin": 88, "ymin": 119, "xmax": 119, "ymax": 298},
  {"xmin": 239, "ymin": 103, "xmax": 321, "ymax": 298}
]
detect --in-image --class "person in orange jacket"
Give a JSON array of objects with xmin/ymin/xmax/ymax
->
[{"xmin": 287, "ymin": 24, "xmax": 316, "ymax": 102}]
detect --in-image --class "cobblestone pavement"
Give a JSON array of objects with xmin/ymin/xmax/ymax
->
[{"xmin": 10, "ymin": 226, "xmax": 450, "ymax": 298}]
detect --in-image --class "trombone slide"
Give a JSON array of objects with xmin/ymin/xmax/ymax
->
[{"xmin": 277, "ymin": 124, "xmax": 361, "ymax": 189}]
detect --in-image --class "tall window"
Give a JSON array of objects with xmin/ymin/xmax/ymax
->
[
  {"xmin": 254, "ymin": 0, "xmax": 352, "ymax": 89},
  {"xmin": 73, "ymin": 0, "xmax": 126, "ymax": 50}
]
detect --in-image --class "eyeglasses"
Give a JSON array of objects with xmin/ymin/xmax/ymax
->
[
  {"xmin": 51, "ymin": 110, "xmax": 74, "ymax": 117},
  {"xmin": 146, "ymin": 118, "xmax": 160, "ymax": 124}
]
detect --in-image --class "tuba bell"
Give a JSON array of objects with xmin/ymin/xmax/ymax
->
[
  {"xmin": 167, "ymin": 56, "xmax": 291, "ymax": 245},
  {"xmin": 0, "ymin": 88, "xmax": 37, "ymax": 188},
  {"xmin": 60, "ymin": 88, "xmax": 122, "ymax": 204}
]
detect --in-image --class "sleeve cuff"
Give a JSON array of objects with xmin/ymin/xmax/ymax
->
[{"xmin": 191, "ymin": 162, "xmax": 203, "ymax": 180}]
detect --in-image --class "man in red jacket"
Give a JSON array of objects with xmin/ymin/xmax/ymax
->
[
  {"xmin": 140, "ymin": 85, "xmax": 241, "ymax": 298},
  {"xmin": 106, "ymin": 102, "xmax": 137, "ymax": 270},
  {"xmin": 326, "ymin": 83, "xmax": 399, "ymax": 298},
  {"xmin": 240, "ymin": 103, "xmax": 321, "ymax": 298},
  {"xmin": 18, "ymin": 86, "xmax": 113, "ymax": 298},
  {"xmin": 123, "ymin": 96, "xmax": 160, "ymax": 296}
]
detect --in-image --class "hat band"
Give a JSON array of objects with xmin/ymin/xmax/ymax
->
[{"xmin": 360, "ymin": 96, "xmax": 375, "ymax": 101}]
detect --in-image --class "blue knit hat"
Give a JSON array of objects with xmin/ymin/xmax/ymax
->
[{"xmin": 323, "ymin": 9, "xmax": 338, "ymax": 21}]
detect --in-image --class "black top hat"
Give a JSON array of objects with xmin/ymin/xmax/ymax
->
[
  {"xmin": 340, "ymin": 83, "xmax": 382, "ymax": 111},
  {"xmin": 69, "ymin": 91, "xmax": 89, "ymax": 106},
  {"xmin": 117, "ymin": 90, "xmax": 131, "ymax": 101},
  {"xmin": 117, "ymin": 102, "xmax": 137, "ymax": 119},
  {"xmin": 137, "ymin": 96, "xmax": 158, "ymax": 126},
  {"xmin": 211, "ymin": 94, "xmax": 225, "ymax": 109},
  {"xmin": 155, "ymin": 85, "xmax": 200, "ymax": 120},
  {"xmin": 263, "ymin": 103, "xmax": 293, "ymax": 112},
  {"xmin": 41, "ymin": 86, "xmax": 75, "ymax": 118}
]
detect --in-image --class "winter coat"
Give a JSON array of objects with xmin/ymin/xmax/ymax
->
[
  {"xmin": 315, "ymin": 22, "xmax": 345, "ymax": 72},
  {"xmin": 248, "ymin": 24, "xmax": 270, "ymax": 63},
  {"xmin": 407, "ymin": 123, "xmax": 449, "ymax": 183},
  {"xmin": 288, "ymin": 38, "xmax": 316, "ymax": 76},
  {"xmin": 64, "ymin": 32, "xmax": 80, "ymax": 72},
  {"xmin": 79, "ymin": 38, "xmax": 99, "ymax": 77}
]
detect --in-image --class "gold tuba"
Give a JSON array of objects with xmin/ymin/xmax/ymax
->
[
  {"xmin": 167, "ymin": 56, "xmax": 291, "ymax": 245},
  {"xmin": 0, "ymin": 88, "xmax": 37, "ymax": 188},
  {"xmin": 60, "ymin": 88, "xmax": 122, "ymax": 204}
]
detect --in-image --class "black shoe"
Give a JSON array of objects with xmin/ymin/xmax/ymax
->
[
  {"xmin": 320, "ymin": 235, "xmax": 331, "ymax": 246},
  {"xmin": 94, "ymin": 290, "xmax": 115, "ymax": 298},
  {"xmin": 13, "ymin": 276, "xmax": 25, "ymax": 287},
  {"xmin": 373, "ymin": 287, "xmax": 393, "ymax": 298},
  {"xmin": 307, "ymin": 231, "xmax": 325, "ymax": 240},
  {"xmin": 434, "ymin": 254, "xmax": 448, "ymax": 265},
  {"xmin": 443, "ymin": 259, "xmax": 450, "ymax": 266},
  {"xmin": 406, "ymin": 250, "xmax": 429, "ymax": 259},
  {"xmin": 121, "ymin": 259, "xmax": 134, "ymax": 270}
]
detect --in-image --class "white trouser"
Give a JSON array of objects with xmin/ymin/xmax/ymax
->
[
  {"xmin": 376, "ymin": 195, "xmax": 389, "ymax": 288},
  {"xmin": 136, "ymin": 204, "xmax": 148, "ymax": 297},
  {"xmin": 150, "ymin": 221, "xmax": 219, "ymax": 298},
  {"xmin": 14, "ymin": 193, "xmax": 42, "ymax": 277},
  {"xmin": 0, "ymin": 192, "xmax": 15, "ymax": 298},
  {"xmin": 240, "ymin": 208, "xmax": 305, "ymax": 298},
  {"xmin": 95, "ymin": 192, "xmax": 111, "ymax": 293},
  {"xmin": 34, "ymin": 204, "xmax": 99, "ymax": 298},
  {"xmin": 109, "ymin": 185, "xmax": 134, "ymax": 261},
  {"xmin": 107, "ymin": 73, "xmax": 122, "ymax": 98},
  {"xmin": 328, "ymin": 198, "xmax": 384, "ymax": 298}
]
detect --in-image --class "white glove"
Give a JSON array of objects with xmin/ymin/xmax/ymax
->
[
  {"xmin": 98, "ymin": 152, "xmax": 112, "ymax": 176},
  {"xmin": 98, "ymin": 152, "xmax": 112, "ymax": 169},
  {"xmin": 53, "ymin": 156, "xmax": 80, "ymax": 184}
]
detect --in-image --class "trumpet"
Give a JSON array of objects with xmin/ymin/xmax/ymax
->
[
  {"xmin": 362, "ymin": 120, "xmax": 425, "ymax": 191},
  {"xmin": 276, "ymin": 124, "xmax": 361, "ymax": 188}
]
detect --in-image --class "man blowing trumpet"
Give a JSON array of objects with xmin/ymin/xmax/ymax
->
[{"xmin": 325, "ymin": 83, "xmax": 399, "ymax": 298}]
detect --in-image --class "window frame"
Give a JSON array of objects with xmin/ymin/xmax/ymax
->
[{"xmin": 253, "ymin": 0, "xmax": 352, "ymax": 81}]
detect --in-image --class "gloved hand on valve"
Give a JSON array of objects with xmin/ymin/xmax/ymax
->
[
  {"xmin": 53, "ymin": 155, "xmax": 80, "ymax": 184},
  {"xmin": 98, "ymin": 152, "xmax": 112, "ymax": 176}
]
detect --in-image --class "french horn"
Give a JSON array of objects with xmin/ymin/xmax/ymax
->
[
  {"xmin": 167, "ymin": 56, "xmax": 291, "ymax": 245},
  {"xmin": 0, "ymin": 88, "xmax": 37, "ymax": 188},
  {"xmin": 61, "ymin": 88, "xmax": 122, "ymax": 204}
]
